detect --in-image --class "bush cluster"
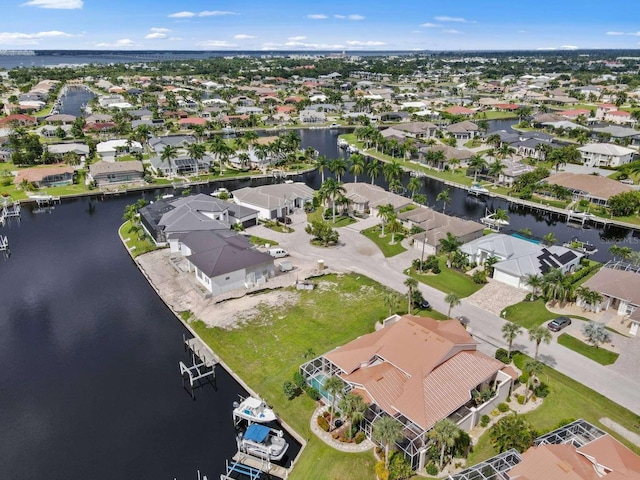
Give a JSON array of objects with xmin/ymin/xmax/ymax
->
[
  {"xmin": 305, "ymin": 386, "xmax": 321, "ymax": 401},
  {"xmin": 495, "ymin": 348, "xmax": 510, "ymax": 364},
  {"xmin": 425, "ymin": 462, "xmax": 439, "ymax": 476},
  {"xmin": 517, "ymin": 395, "xmax": 526, "ymax": 405},
  {"xmin": 497, "ymin": 403, "xmax": 510, "ymax": 413},
  {"xmin": 317, "ymin": 415, "xmax": 330, "ymax": 432},
  {"xmin": 534, "ymin": 382, "xmax": 550, "ymax": 398},
  {"xmin": 480, "ymin": 415, "xmax": 490, "ymax": 427}
]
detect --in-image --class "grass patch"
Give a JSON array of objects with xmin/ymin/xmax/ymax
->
[
  {"xmin": 469, "ymin": 352, "xmax": 640, "ymax": 464},
  {"xmin": 503, "ymin": 299, "xmax": 556, "ymax": 329},
  {"xmin": 474, "ymin": 111, "xmax": 518, "ymax": 120},
  {"xmin": 248, "ymin": 235, "xmax": 278, "ymax": 247},
  {"xmin": 463, "ymin": 138, "xmax": 483, "ymax": 148},
  {"xmin": 119, "ymin": 221, "xmax": 158, "ymax": 257},
  {"xmin": 307, "ymin": 207, "xmax": 357, "ymax": 228},
  {"xmin": 557, "ymin": 333, "xmax": 619, "ymax": 365},
  {"xmin": 407, "ymin": 259, "xmax": 482, "ymax": 298},
  {"xmin": 191, "ymin": 273, "xmax": 408, "ymax": 480},
  {"xmin": 360, "ymin": 225, "xmax": 407, "ymax": 257}
]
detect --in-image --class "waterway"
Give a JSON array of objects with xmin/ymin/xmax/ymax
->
[{"xmin": 57, "ymin": 87, "xmax": 95, "ymax": 117}]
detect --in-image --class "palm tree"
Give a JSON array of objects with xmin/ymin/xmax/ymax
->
[
  {"xmin": 436, "ymin": 189, "xmax": 451, "ymax": 213},
  {"xmin": 496, "ymin": 144, "xmax": 515, "ymax": 160},
  {"xmin": 387, "ymin": 212, "xmax": 402, "ymax": 244},
  {"xmin": 523, "ymin": 359, "xmax": 543, "ymax": 402},
  {"xmin": 501, "ymin": 323, "xmax": 522, "ymax": 359},
  {"xmin": 373, "ymin": 416, "xmax": 403, "ymax": 470},
  {"xmin": 187, "ymin": 142, "xmax": 206, "ymax": 176},
  {"xmin": 315, "ymin": 155, "xmax": 329, "ymax": 183},
  {"xmin": 468, "ymin": 154, "xmax": 487, "ymax": 183},
  {"xmin": 338, "ymin": 392, "xmax": 367, "ymax": 440},
  {"xmin": 319, "ymin": 178, "xmax": 346, "ymax": 223},
  {"xmin": 429, "ymin": 418, "xmax": 461, "ymax": 470},
  {"xmin": 542, "ymin": 232, "xmax": 557, "ymax": 246},
  {"xmin": 404, "ymin": 277, "xmax": 418, "ymax": 315},
  {"xmin": 160, "ymin": 144, "xmax": 178, "ymax": 179},
  {"xmin": 407, "ymin": 176, "xmax": 422, "ymax": 200},
  {"xmin": 383, "ymin": 160, "xmax": 403, "ymax": 186},
  {"xmin": 330, "ymin": 157, "xmax": 348, "ymax": 182},
  {"xmin": 609, "ymin": 245, "xmax": 633, "ymax": 262},
  {"xmin": 349, "ymin": 153, "xmax": 365, "ymax": 183},
  {"xmin": 377, "ymin": 204, "xmax": 394, "ymax": 237},
  {"xmin": 493, "ymin": 208, "xmax": 509, "ymax": 223},
  {"xmin": 489, "ymin": 414, "xmax": 535, "ymax": 453},
  {"xmin": 488, "ymin": 159, "xmax": 505, "ymax": 186},
  {"xmin": 575, "ymin": 286, "xmax": 602, "ymax": 312},
  {"xmin": 485, "ymin": 133, "xmax": 501, "ymax": 148},
  {"xmin": 445, "ymin": 292, "xmax": 461, "ymax": 318},
  {"xmin": 528, "ymin": 326, "xmax": 552, "ymax": 361},
  {"xmin": 524, "ymin": 274, "xmax": 543, "ymax": 298},
  {"xmin": 367, "ymin": 158, "xmax": 381, "ymax": 184},
  {"xmin": 383, "ymin": 292, "xmax": 399, "ymax": 316},
  {"xmin": 323, "ymin": 375, "xmax": 344, "ymax": 430}
]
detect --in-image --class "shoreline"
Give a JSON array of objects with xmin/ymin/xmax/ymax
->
[{"xmin": 117, "ymin": 224, "xmax": 308, "ymax": 476}]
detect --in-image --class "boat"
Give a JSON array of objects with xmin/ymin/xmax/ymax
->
[
  {"xmin": 337, "ymin": 138, "xmax": 348, "ymax": 149},
  {"xmin": 233, "ymin": 396, "xmax": 277, "ymax": 424},
  {"xmin": 347, "ymin": 145, "xmax": 359, "ymax": 154},
  {"xmin": 210, "ymin": 187, "xmax": 230, "ymax": 197},
  {"xmin": 329, "ymin": 122, "xmax": 340, "ymax": 129},
  {"xmin": 237, "ymin": 424, "xmax": 289, "ymax": 462},
  {"xmin": 562, "ymin": 237, "xmax": 598, "ymax": 256},
  {"xmin": 468, "ymin": 183, "xmax": 490, "ymax": 196}
]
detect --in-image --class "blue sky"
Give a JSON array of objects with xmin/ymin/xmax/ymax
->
[{"xmin": 2, "ymin": 0, "xmax": 640, "ymax": 51}]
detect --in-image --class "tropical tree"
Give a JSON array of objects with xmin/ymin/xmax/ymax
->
[
  {"xmin": 367, "ymin": 158, "xmax": 381, "ymax": 184},
  {"xmin": 436, "ymin": 189, "xmax": 451, "ymax": 213},
  {"xmin": 349, "ymin": 153, "xmax": 365, "ymax": 183},
  {"xmin": 414, "ymin": 193, "xmax": 427, "ymax": 206},
  {"xmin": 492, "ymin": 208, "xmax": 510, "ymax": 223},
  {"xmin": 501, "ymin": 323, "xmax": 522, "ymax": 359},
  {"xmin": 315, "ymin": 155, "xmax": 329, "ymax": 183},
  {"xmin": 485, "ymin": 133, "xmax": 501, "ymax": 148},
  {"xmin": 582, "ymin": 321, "xmax": 611, "ymax": 348},
  {"xmin": 609, "ymin": 245, "xmax": 633, "ymax": 262},
  {"xmin": 445, "ymin": 292, "xmax": 461, "ymax": 318},
  {"xmin": 524, "ymin": 274, "xmax": 544, "ymax": 298},
  {"xmin": 187, "ymin": 142, "xmax": 206, "ymax": 176},
  {"xmin": 528, "ymin": 326, "xmax": 552, "ymax": 360},
  {"xmin": 377, "ymin": 204, "xmax": 395, "ymax": 237},
  {"xmin": 489, "ymin": 414, "xmax": 536, "ymax": 453},
  {"xmin": 160, "ymin": 144, "xmax": 178, "ymax": 179},
  {"xmin": 319, "ymin": 178, "xmax": 346, "ymax": 223},
  {"xmin": 428, "ymin": 418, "xmax": 462, "ymax": 470},
  {"xmin": 387, "ymin": 212, "xmax": 402, "ymax": 244},
  {"xmin": 323, "ymin": 375, "xmax": 344, "ymax": 430},
  {"xmin": 407, "ymin": 176, "xmax": 422, "ymax": 200},
  {"xmin": 542, "ymin": 232, "xmax": 557, "ymax": 246},
  {"xmin": 383, "ymin": 160, "xmax": 403, "ymax": 185},
  {"xmin": 488, "ymin": 159, "xmax": 505, "ymax": 186},
  {"xmin": 338, "ymin": 392, "xmax": 367, "ymax": 440},
  {"xmin": 330, "ymin": 157, "xmax": 348, "ymax": 182},
  {"xmin": 523, "ymin": 359, "xmax": 543, "ymax": 402},
  {"xmin": 468, "ymin": 154, "xmax": 487, "ymax": 182},
  {"xmin": 373, "ymin": 416, "xmax": 403, "ymax": 470},
  {"xmin": 575, "ymin": 287, "xmax": 602, "ymax": 312},
  {"xmin": 541, "ymin": 268, "xmax": 572, "ymax": 304},
  {"xmin": 404, "ymin": 277, "xmax": 418, "ymax": 315},
  {"xmin": 384, "ymin": 292, "xmax": 399, "ymax": 316}
]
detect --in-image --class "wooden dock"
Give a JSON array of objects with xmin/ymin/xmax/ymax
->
[
  {"xmin": 184, "ymin": 335, "xmax": 219, "ymax": 366},
  {"xmin": 231, "ymin": 452, "xmax": 289, "ymax": 479}
]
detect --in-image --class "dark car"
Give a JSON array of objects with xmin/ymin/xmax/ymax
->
[
  {"xmin": 276, "ymin": 216, "xmax": 292, "ymax": 225},
  {"xmin": 415, "ymin": 298, "xmax": 430, "ymax": 310},
  {"xmin": 457, "ymin": 315, "xmax": 469, "ymax": 327},
  {"xmin": 548, "ymin": 316, "xmax": 571, "ymax": 332}
]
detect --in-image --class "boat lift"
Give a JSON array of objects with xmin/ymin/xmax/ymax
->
[
  {"xmin": 0, "ymin": 199, "xmax": 20, "ymax": 226},
  {"xmin": 180, "ymin": 334, "xmax": 218, "ymax": 394},
  {"xmin": 0, "ymin": 235, "xmax": 9, "ymax": 256},
  {"xmin": 220, "ymin": 459, "xmax": 263, "ymax": 480}
]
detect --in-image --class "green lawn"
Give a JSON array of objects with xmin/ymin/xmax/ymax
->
[
  {"xmin": 557, "ymin": 333, "xmax": 619, "ymax": 365},
  {"xmin": 474, "ymin": 111, "xmax": 518, "ymax": 120},
  {"xmin": 118, "ymin": 221, "xmax": 158, "ymax": 257},
  {"xmin": 468, "ymin": 352, "xmax": 640, "ymax": 465},
  {"xmin": 407, "ymin": 258, "xmax": 482, "ymax": 298},
  {"xmin": 248, "ymin": 235, "xmax": 278, "ymax": 247},
  {"xmin": 503, "ymin": 299, "xmax": 557, "ymax": 329},
  {"xmin": 190, "ymin": 273, "xmax": 409, "ymax": 480},
  {"xmin": 360, "ymin": 225, "xmax": 407, "ymax": 257},
  {"xmin": 307, "ymin": 207, "xmax": 357, "ymax": 228}
]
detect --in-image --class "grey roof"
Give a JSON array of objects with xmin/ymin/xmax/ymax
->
[
  {"xmin": 148, "ymin": 135, "xmax": 195, "ymax": 152},
  {"xmin": 45, "ymin": 114, "xmax": 76, "ymax": 123},
  {"xmin": 232, "ymin": 183, "xmax": 315, "ymax": 210},
  {"xmin": 461, "ymin": 233, "xmax": 540, "ymax": 260},
  {"xmin": 89, "ymin": 160, "xmax": 143, "ymax": 176},
  {"xmin": 182, "ymin": 230, "xmax": 273, "ymax": 278},
  {"xmin": 47, "ymin": 143, "xmax": 89, "ymax": 155},
  {"xmin": 592, "ymin": 125, "xmax": 640, "ymax": 139},
  {"xmin": 447, "ymin": 120, "xmax": 479, "ymax": 134},
  {"xmin": 494, "ymin": 246, "xmax": 579, "ymax": 277},
  {"xmin": 128, "ymin": 108, "xmax": 153, "ymax": 118}
]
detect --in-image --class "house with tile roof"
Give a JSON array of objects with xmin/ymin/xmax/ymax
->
[
  {"xmin": 88, "ymin": 160, "xmax": 144, "ymax": 187},
  {"xmin": 301, "ymin": 315, "xmax": 514, "ymax": 469},
  {"xmin": 14, "ymin": 165, "xmax": 75, "ymax": 188},
  {"xmin": 544, "ymin": 172, "xmax": 634, "ymax": 206}
]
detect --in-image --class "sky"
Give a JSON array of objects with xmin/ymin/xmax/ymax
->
[{"xmin": 2, "ymin": 0, "xmax": 640, "ymax": 51}]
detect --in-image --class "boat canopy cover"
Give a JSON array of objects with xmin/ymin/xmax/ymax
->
[
  {"xmin": 244, "ymin": 424, "xmax": 270, "ymax": 443},
  {"xmin": 244, "ymin": 397, "xmax": 262, "ymax": 408}
]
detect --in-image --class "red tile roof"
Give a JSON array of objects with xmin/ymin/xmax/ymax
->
[
  {"xmin": 445, "ymin": 106, "xmax": 474, "ymax": 115},
  {"xmin": 178, "ymin": 117, "xmax": 207, "ymax": 125},
  {"xmin": 0, "ymin": 114, "xmax": 37, "ymax": 125}
]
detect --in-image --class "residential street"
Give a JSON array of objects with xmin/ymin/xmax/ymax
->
[{"xmin": 248, "ymin": 210, "xmax": 640, "ymax": 416}]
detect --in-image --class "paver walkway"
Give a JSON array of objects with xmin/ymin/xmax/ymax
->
[{"xmin": 309, "ymin": 405, "xmax": 374, "ymax": 453}]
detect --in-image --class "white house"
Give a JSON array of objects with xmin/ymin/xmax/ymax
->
[
  {"xmin": 577, "ymin": 143, "xmax": 636, "ymax": 168},
  {"xmin": 232, "ymin": 183, "xmax": 315, "ymax": 220},
  {"xmin": 97, "ymin": 139, "xmax": 143, "ymax": 162}
]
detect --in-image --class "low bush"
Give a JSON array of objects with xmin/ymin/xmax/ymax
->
[
  {"xmin": 354, "ymin": 431, "xmax": 366, "ymax": 444},
  {"xmin": 305, "ymin": 386, "xmax": 321, "ymax": 401},
  {"xmin": 498, "ymin": 402, "xmax": 510, "ymax": 413},
  {"xmin": 519, "ymin": 372, "xmax": 529, "ymax": 385},
  {"xmin": 317, "ymin": 415, "xmax": 330, "ymax": 432},
  {"xmin": 535, "ymin": 382, "xmax": 550, "ymax": 398},
  {"xmin": 495, "ymin": 348, "xmax": 510, "ymax": 364},
  {"xmin": 282, "ymin": 380, "xmax": 298, "ymax": 400},
  {"xmin": 472, "ymin": 269, "xmax": 487, "ymax": 284},
  {"xmin": 375, "ymin": 461, "xmax": 390, "ymax": 480},
  {"xmin": 480, "ymin": 415, "xmax": 490, "ymax": 427},
  {"xmin": 491, "ymin": 409, "xmax": 500, "ymax": 417},
  {"xmin": 293, "ymin": 371, "xmax": 306, "ymax": 389},
  {"xmin": 425, "ymin": 462, "xmax": 439, "ymax": 476},
  {"xmin": 388, "ymin": 451, "xmax": 413, "ymax": 480},
  {"xmin": 517, "ymin": 395, "xmax": 526, "ymax": 405},
  {"xmin": 555, "ymin": 418, "xmax": 577, "ymax": 429}
]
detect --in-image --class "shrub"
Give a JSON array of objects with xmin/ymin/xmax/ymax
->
[
  {"xmin": 431, "ymin": 264, "xmax": 441, "ymax": 274},
  {"xmin": 495, "ymin": 348, "xmax": 510, "ymax": 364},
  {"xmin": 480, "ymin": 415, "xmax": 490, "ymax": 427},
  {"xmin": 472, "ymin": 269, "xmax": 487, "ymax": 284},
  {"xmin": 282, "ymin": 381, "xmax": 298, "ymax": 400},
  {"xmin": 555, "ymin": 418, "xmax": 576, "ymax": 429},
  {"xmin": 498, "ymin": 403, "xmax": 510, "ymax": 413},
  {"xmin": 517, "ymin": 395, "xmax": 526, "ymax": 405},
  {"xmin": 531, "ymin": 394, "xmax": 537, "ymax": 402},
  {"xmin": 534, "ymin": 382, "xmax": 550, "ymax": 398},
  {"xmin": 491, "ymin": 409, "xmax": 500, "ymax": 417},
  {"xmin": 354, "ymin": 431, "xmax": 366, "ymax": 444},
  {"xmin": 305, "ymin": 386, "xmax": 321, "ymax": 401},
  {"xmin": 317, "ymin": 414, "xmax": 330, "ymax": 431},
  {"xmin": 293, "ymin": 371, "xmax": 306, "ymax": 389},
  {"xmin": 322, "ymin": 410, "xmax": 332, "ymax": 420},
  {"xmin": 425, "ymin": 462, "xmax": 439, "ymax": 476},
  {"xmin": 506, "ymin": 396, "xmax": 511, "ymax": 403},
  {"xmin": 388, "ymin": 451, "xmax": 413, "ymax": 480},
  {"xmin": 519, "ymin": 372, "xmax": 529, "ymax": 385},
  {"xmin": 376, "ymin": 461, "xmax": 390, "ymax": 480}
]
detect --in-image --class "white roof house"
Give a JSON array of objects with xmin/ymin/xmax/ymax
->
[
  {"xmin": 97, "ymin": 139, "xmax": 143, "ymax": 162},
  {"xmin": 232, "ymin": 182, "xmax": 315, "ymax": 220},
  {"xmin": 577, "ymin": 143, "xmax": 636, "ymax": 168}
]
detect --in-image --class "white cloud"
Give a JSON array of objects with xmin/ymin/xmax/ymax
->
[
  {"xmin": 169, "ymin": 11, "xmax": 195, "ymax": 18},
  {"xmin": 199, "ymin": 11, "xmax": 237, "ymax": 16},
  {"xmin": 234, "ymin": 34, "xmax": 255, "ymax": 39},
  {"xmin": 284, "ymin": 41, "xmax": 345, "ymax": 49},
  {"xmin": 604, "ymin": 31, "xmax": 640, "ymax": 36},
  {"xmin": 606, "ymin": 31, "xmax": 625, "ymax": 36},
  {"xmin": 145, "ymin": 32, "xmax": 167, "ymax": 39},
  {"xmin": 150, "ymin": 28, "xmax": 171, "ymax": 33},
  {"xmin": 334, "ymin": 14, "xmax": 364, "ymax": 20},
  {"xmin": 420, "ymin": 23, "xmax": 441, "ymax": 28},
  {"xmin": 346, "ymin": 40, "xmax": 386, "ymax": 46},
  {"xmin": 443, "ymin": 29, "xmax": 462, "ymax": 34},
  {"xmin": 196, "ymin": 40, "xmax": 237, "ymax": 48},
  {"xmin": 434, "ymin": 16, "xmax": 476, "ymax": 23},
  {"xmin": 95, "ymin": 38, "xmax": 137, "ymax": 47},
  {"xmin": 169, "ymin": 37, "xmax": 183, "ymax": 41},
  {"xmin": 561, "ymin": 45, "xmax": 578, "ymax": 50},
  {"xmin": 0, "ymin": 30, "xmax": 75, "ymax": 45},
  {"xmin": 21, "ymin": 0, "xmax": 82, "ymax": 8},
  {"xmin": 307, "ymin": 14, "xmax": 328, "ymax": 19},
  {"xmin": 288, "ymin": 36, "xmax": 306, "ymax": 41},
  {"xmin": 536, "ymin": 47, "xmax": 557, "ymax": 51}
]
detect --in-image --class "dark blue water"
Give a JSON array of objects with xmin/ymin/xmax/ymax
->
[{"xmin": 58, "ymin": 88, "xmax": 95, "ymax": 117}]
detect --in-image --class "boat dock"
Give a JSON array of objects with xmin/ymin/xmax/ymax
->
[
  {"xmin": 0, "ymin": 235, "xmax": 8, "ymax": 254},
  {"xmin": 180, "ymin": 335, "xmax": 219, "ymax": 389},
  {"xmin": 230, "ymin": 452, "xmax": 289, "ymax": 479},
  {"xmin": 0, "ymin": 200, "xmax": 20, "ymax": 225},
  {"xmin": 28, "ymin": 195, "xmax": 61, "ymax": 207}
]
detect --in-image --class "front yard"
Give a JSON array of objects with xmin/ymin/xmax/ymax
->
[
  {"xmin": 557, "ymin": 333, "xmax": 620, "ymax": 365},
  {"xmin": 360, "ymin": 225, "xmax": 407, "ymax": 257},
  {"xmin": 407, "ymin": 257, "xmax": 483, "ymax": 298}
]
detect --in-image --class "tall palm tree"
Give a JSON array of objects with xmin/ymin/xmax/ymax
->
[
  {"xmin": 330, "ymin": 157, "xmax": 348, "ymax": 182},
  {"xmin": 609, "ymin": 245, "xmax": 632, "ymax": 262},
  {"xmin": 383, "ymin": 160, "xmax": 403, "ymax": 185},
  {"xmin": 384, "ymin": 292, "xmax": 399, "ymax": 316},
  {"xmin": 436, "ymin": 189, "xmax": 451, "ymax": 213},
  {"xmin": 319, "ymin": 178, "xmax": 346, "ymax": 223},
  {"xmin": 407, "ymin": 176, "xmax": 422, "ymax": 200},
  {"xmin": 404, "ymin": 277, "xmax": 418, "ymax": 315},
  {"xmin": 373, "ymin": 416, "xmax": 403, "ymax": 470},
  {"xmin": 315, "ymin": 155, "xmax": 329, "ymax": 183},
  {"xmin": 160, "ymin": 144, "xmax": 178, "ymax": 179},
  {"xmin": 387, "ymin": 212, "xmax": 401, "ymax": 244},
  {"xmin": 485, "ymin": 133, "xmax": 501, "ymax": 148},
  {"xmin": 338, "ymin": 392, "xmax": 367, "ymax": 440},
  {"xmin": 523, "ymin": 359, "xmax": 543, "ymax": 402},
  {"xmin": 367, "ymin": 158, "xmax": 381, "ymax": 184},
  {"xmin": 468, "ymin": 154, "xmax": 487, "ymax": 183},
  {"xmin": 501, "ymin": 322, "xmax": 522, "ymax": 359},
  {"xmin": 488, "ymin": 159, "xmax": 505, "ymax": 186},
  {"xmin": 350, "ymin": 153, "xmax": 365, "ymax": 183},
  {"xmin": 377, "ymin": 204, "xmax": 394, "ymax": 237},
  {"xmin": 528, "ymin": 326, "xmax": 552, "ymax": 361},
  {"xmin": 187, "ymin": 142, "xmax": 206, "ymax": 176},
  {"xmin": 323, "ymin": 375, "xmax": 344, "ymax": 430},
  {"xmin": 429, "ymin": 418, "xmax": 461, "ymax": 470},
  {"xmin": 445, "ymin": 292, "xmax": 461, "ymax": 318},
  {"xmin": 524, "ymin": 273, "xmax": 543, "ymax": 298}
]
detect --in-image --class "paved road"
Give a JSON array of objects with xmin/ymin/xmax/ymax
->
[{"xmin": 249, "ymin": 211, "xmax": 640, "ymax": 416}]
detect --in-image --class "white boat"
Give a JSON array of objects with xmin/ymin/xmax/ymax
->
[
  {"xmin": 233, "ymin": 396, "xmax": 277, "ymax": 424},
  {"xmin": 468, "ymin": 183, "xmax": 490, "ymax": 196},
  {"xmin": 210, "ymin": 187, "xmax": 230, "ymax": 197},
  {"xmin": 337, "ymin": 138, "xmax": 348, "ymax": 149},
  {"xmin": 329, "ymin": 122, "xmax": 340, "ymax": 129},
  {"xmin": 237, "ymin": 424, "xmax": 289, "ymax": 462},
  {"xmin": 348, "ymin": 145, "xmax": 359, "ymax": 154}
]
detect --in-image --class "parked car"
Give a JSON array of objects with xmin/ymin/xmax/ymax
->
[
  {"xmin": 414, "ymin": 298, "xmax": 430, "ymax": 310},
  {"xmin": 548, "ymin": 316, "xmax": 571, "ymax": 332},
  {"xmin": 276, "ymin": 216, "xmax": 292, "ymax": 225},
  {"xmin": 268, "ymin": 248, "xmax": 289, "ymax": 258},
  {"xmin": 457, "ymin": 315, "xmax": 469, "ymax": 327}
]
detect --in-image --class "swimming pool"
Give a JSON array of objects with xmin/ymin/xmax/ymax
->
[
  {"xmin": 308, "ymin": 373, "xmax": 330, "ymax": 399},
  {"xmin": 510, "ymin": 233, "xmax": 542, "ymax": 244}
]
